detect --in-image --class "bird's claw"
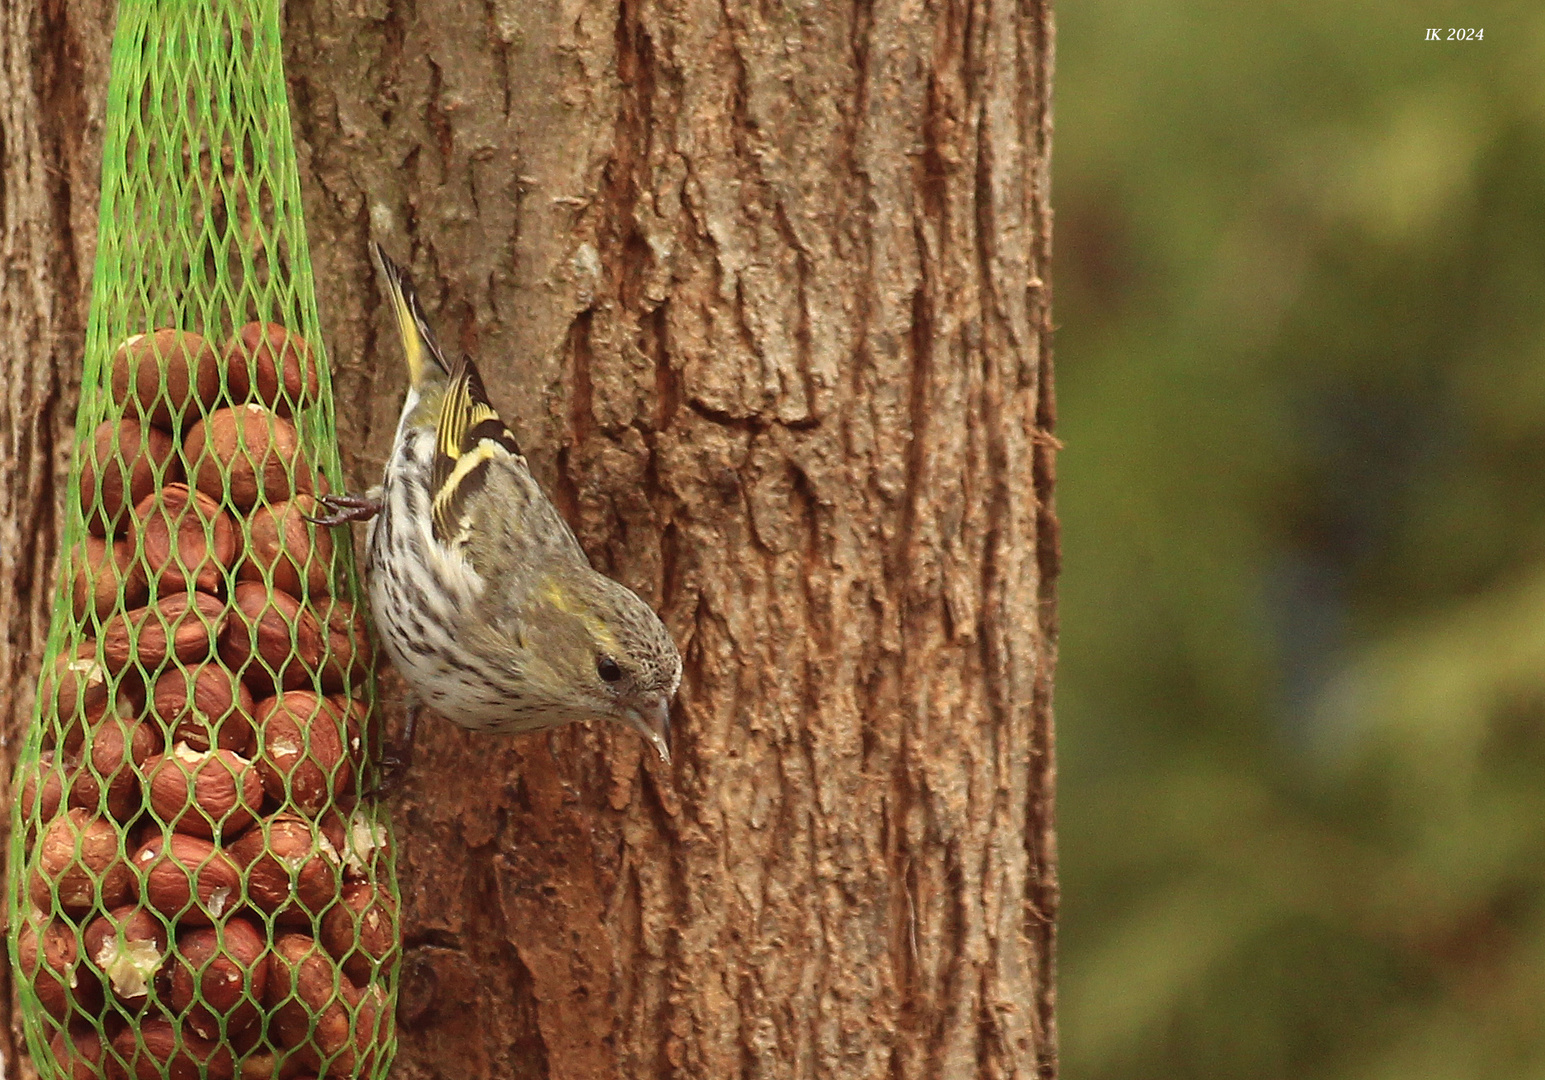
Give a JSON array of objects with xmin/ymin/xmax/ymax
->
[
  {"xmin": 367, "ymin": 701, "xmax": 420, "ymax": 799},
  {"xmin": 305, "ymin": 493, "xmax": 384, "ymax": 528},
  {"xmin": 367, "ymin": 753, "xmax": 410, "ymax": 798}
]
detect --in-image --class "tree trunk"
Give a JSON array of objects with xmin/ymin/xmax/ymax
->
[{"xmin": 0, "ymin": 1, "xmax": 1058, "ymax": 1077}]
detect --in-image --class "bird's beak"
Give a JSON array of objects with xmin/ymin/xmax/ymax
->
[{"xmin": 624, "ymin": 694, "xmax": 672, "ymax": 765}]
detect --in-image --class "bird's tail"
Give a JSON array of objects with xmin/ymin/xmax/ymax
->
[{"xmin": 372, "ymin": 242, "xmax": 450, "ymax": 388}]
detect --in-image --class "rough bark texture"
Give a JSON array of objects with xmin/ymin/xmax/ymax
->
[
  {"xmin": 0, "ymin": 1, "xmax": 1057, "ymax": 1078},
  {"xmin": 0, "ymin": 0, "xmax": 113, "ymax": 1070}
]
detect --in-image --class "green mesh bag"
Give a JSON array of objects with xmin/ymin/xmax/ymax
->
[{"xmin": 6, "ymin": 0, "xmax": 400, "ymax": 1076}]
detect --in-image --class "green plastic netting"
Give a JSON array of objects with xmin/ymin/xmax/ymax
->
[{"xmin": 6, "ymin": 0, "xmax": 399, "ymax": 1076}]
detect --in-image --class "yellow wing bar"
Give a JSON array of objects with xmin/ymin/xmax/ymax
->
[{"xmin": 430, "ymin": 354, "xmax": 523, "ymax": 542}]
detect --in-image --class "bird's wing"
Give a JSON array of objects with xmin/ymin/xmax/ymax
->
[
  {"xmin": 372, "ymin": 243, "xmax": 451, "ymax": 387},
  {"xmin": 430, "ymin": 353, "xmax": 525, "ymax": 546}
]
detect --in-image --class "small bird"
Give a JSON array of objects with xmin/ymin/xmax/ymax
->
[{"xmin": 311, "ymin": 244, "xmax": 680, "ymax": 777}]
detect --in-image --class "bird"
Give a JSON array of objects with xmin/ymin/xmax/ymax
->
[{"xmin": 310, "ymin": 243, "xmax": 680, "ymax": 780}]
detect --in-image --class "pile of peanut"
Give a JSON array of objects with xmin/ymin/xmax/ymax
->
[{"xmin": 15, "ymin": 324, "xmax": 396, "ymax": 1080}]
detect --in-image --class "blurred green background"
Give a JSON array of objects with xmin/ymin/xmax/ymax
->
[{"xmin": 1055, "ymin": 3, "xmax": 1545, "ymax": 1077}]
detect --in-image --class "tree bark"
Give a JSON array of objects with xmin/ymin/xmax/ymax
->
[
  {"xmin": 0, "ymin": 0, "xmax": 113, "ymax": 1071},
  {"xmin": 0, "ymin": 1, "xmax": 1058, "ymax": 1077}
]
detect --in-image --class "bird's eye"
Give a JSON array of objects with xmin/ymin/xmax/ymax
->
[{"xmin": 597, "ymin": 656, "xmax": 623, "ymax": 683}]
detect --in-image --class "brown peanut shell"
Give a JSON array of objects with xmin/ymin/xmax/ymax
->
[
  {"xmin": 225, "ymin": 322, "xmax": 318, "ymax": 416},
  {"xmin": 130, "ymin": 832, "xmax": 242, "ymax": 927},
  {"xmin": 71, "ymin": 535, "xmax": 149, "ymax": 623},
  {"xmin": 149, "ymin": 664, "xmax": 256, "ymax": 754},
  {"xmin": 238, "ymin": 494, "xmax": 333, "ymax": 600},
  {"xmin": 79, "ymin": 418, "xmax": 178, "ymax": 538},
  {"xmin": 134, "ymin": 483, "xmax": 239, "ymax": 594},
  {"xmin": 110, "ymin": 328, "xmax": 222, "ymax": 430},
  {"xmin": 255, "ymin": 693, "xmax": 351, "ymax": 814},
  {"xmin": 29, "ymin": 808, "xmax": 133, "ymax": 918},
  {"xmin": 186, "ymin": 404, "xmax": 312, "ymax": 511},
  {"xmin": 100, "ymin": 592, "xmax": 227, "ymax": 675}
]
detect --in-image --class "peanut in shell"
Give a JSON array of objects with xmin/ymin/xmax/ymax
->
[
  {"xmin": 185, "ymin": 404, "xmax": 313, "ymax": 511},
  {"xmin": 29, "ymin": 808, "xmax": 133, "ymax": 918},
  {"xmin": 71, "ymin": 535, "xmax": 149, "ymax": 623},
  {"xmin": 133, "ymin": 483, "xmax": 239, "ymax": 595},
  {"xmin": 238, "ymin": 493, "xmax": 333, "ymax": 600},
  {"xmin": 149, "ymin": 663, "xmax": 256, "ymax": 754},
  {"xmin": 225, "ymin": 322, "xmax": 318, "ymax": 416},
  {"xmin": 100, "ymin": 592, "xmax": 228, "ymax": 675},
  {"xmin": 130, "ymin": 832, "xmax": 242, "ymax": 927},
  {"xmin": 109, "ymin": 328, "xmax": 221, "ymax": 430},
  {"xmin": 78, "ymin": 417, "xmax": 178, "ymax": 538}
]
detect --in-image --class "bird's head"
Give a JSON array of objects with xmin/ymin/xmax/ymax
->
[{"xmin": 512, "ymin": 568, "xmax": 681, "ymax": 763}]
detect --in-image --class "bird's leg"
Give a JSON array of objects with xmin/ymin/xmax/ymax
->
[
  {"xmin": 371, "ymin": 699, "xmax": 421, "ymax": 797},
  {"xmin": 305, "ymin": 492, "xmax": 384, "ymax": 528}
]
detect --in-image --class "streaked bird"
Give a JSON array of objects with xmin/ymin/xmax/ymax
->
[{"xmin": 311, "ymin": 244, "xmax": 680, "ymax": 776}]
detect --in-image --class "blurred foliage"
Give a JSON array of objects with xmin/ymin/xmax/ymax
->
[{"xmin": 1055, "ymin": 3, "xmax": 1545, "ymax": 1078}]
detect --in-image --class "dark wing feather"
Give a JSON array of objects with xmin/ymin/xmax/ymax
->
[{"xmin": 431, "ymin": 354, "xmax": 524, "ymax": 544}]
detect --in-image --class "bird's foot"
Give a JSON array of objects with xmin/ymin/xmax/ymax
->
[
  {"xmin": 306, "ymin": 492, "xmax": 384, "ymax": 527},
  {"xmin": 368, "ymin": 700, "xmax": 421, "ymax": 798}
]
